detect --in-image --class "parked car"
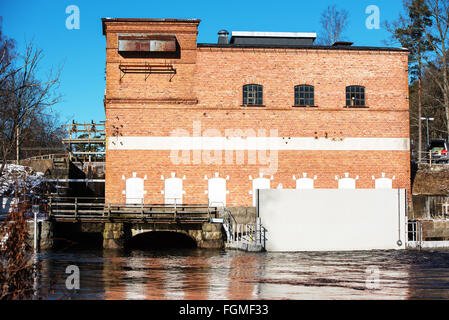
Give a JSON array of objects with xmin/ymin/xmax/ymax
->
[{"xmin": 427, "ymin": 139, "xmax": 449, "ymax": 163}]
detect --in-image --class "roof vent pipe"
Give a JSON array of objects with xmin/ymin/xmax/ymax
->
[
  {"xmin": 218, "ymin": 30, "xmax": 229, "ymax": 44},
  {"xmin": 332, "ymin": 41, "xmax": 354, "ymax": 47}
]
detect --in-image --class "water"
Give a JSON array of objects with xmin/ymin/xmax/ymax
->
[{"xmin": 34, "ymin": 248, "xmax": 449, "ymax": 300}]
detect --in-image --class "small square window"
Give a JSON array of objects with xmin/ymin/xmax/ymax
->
[
  {"xmin": 346, "ymin": 86, "xmax": 365, "ymax": 106},
  {"xmin": 243, "ymin": 84, "xmax": 263, "ymax": 105},
  {"xmin": 295, "ymin": 85, "xmax": 314, "ymax": 106}
]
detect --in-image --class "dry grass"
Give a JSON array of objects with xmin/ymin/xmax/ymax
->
[{"xmin": 0, "ymin": 203, "xmax": 37, "ymax": 300}]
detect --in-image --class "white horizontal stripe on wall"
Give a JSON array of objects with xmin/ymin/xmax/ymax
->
[{"xmin": 108, "ymin": 137, "xmax": 410, "ymax": 151}]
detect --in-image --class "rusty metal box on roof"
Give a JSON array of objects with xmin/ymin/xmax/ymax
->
[{"xmin": 118, "ymin": 35, "xmax": 176, "ymax": 52}]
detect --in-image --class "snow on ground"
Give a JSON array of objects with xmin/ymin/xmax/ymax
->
[{"xmin": 0, "ymin": 164, "xmax": 46, "ymax": 198}]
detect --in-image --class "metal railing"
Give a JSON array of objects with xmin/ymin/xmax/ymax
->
[
  {"xmin": 416, "ymin": 151, "xmax": 449, "ymax": 165},
  {"xmin": 208, "ymin": 201, "xmax": 238, "ymax": 242},
  {"xmin": 232, "ymin": 222, "xmax": 267, "ymax": 249},
  {"xmin": 208, "ymin": 201, "xmax": 267, "ymax": 249},
  {"xmin": 222, "ymin": 207, "xmax": 237, "ymax": 242},
  {"xmin": 62, "ymin": 121, "xmax": 106, "ymax": 141},
  {"xmin": 47, "ymin": 196, "xmax": 219, "ymax": 223},
  {"xmin": 24, "ymin": 153, "xmax": 67, "ymax": 161}
]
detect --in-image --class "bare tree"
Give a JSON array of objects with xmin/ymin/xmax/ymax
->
[
  {"xmin": 317, "ymin": 5, "xmax": 349, "ymax": 45},
  {"xmin": 0, "ymin": 40, "xmax": 62, "ymax": 175},
  {"xmin": 20, "ymin": 111, "xmax": 65, "ymax": 159},
  {"xmin": 0, "ymin": 17, "xmax": 18, "ymax": 97},
  {"xmin": 421, "ymin": 64, "xmax": 449, "ymax": 138}
]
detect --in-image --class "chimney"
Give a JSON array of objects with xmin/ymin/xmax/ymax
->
[{"xmin": 217, "ymin": 30, "xmax": 229, "ymax": 44}]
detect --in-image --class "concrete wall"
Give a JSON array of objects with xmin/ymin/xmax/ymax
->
[
  {"xmin": 420, "ymin": 219, "xmax": 449, "ymax": 240},
  {"xmin": 26, "ymin": 220, "xmax": 54, "ymax": 250},
  {"xmin": 20, "ymin": 159, "xmax": 53, "ymax": 174},
  {"xmin": 228, "ymin": 207, "xmax": 257, "ymax": 224},
  {"xmin": 412, "ymin": 195, "xmax": 449, "ymax": 219},
  {"xmin": 258, "ymin": 189, "xmax": 407, "ymax": 252}
]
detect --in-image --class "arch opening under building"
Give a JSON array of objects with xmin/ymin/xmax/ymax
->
[{"xmin": 126, "ymin": 231, "xmax": 197, "ymax": 250}]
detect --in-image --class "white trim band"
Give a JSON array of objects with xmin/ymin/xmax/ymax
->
[{"xmin": 108, "ymin": 137, "xmax": 410, "ymax": 151}]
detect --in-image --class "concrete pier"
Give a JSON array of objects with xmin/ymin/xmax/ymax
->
[
  {"xmin": 26, "ymin": 220, "xmax": 54, "ymax": 250},
  {"xmin": 103, "ymin": 222, "xmax": 127, "ymax": 249}
]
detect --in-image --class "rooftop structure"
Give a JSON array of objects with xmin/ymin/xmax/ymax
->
[{"xmin": 229, "ymin": 31, "xmax": 317, "ymax": 46}]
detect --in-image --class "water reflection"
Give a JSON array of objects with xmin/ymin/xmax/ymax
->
[
  {"xmin": 36, "ymin": 249, "xmax": 449, "ymax": 300},
  {"xmin": 227, "ymin": 254, "xmax": 258, "ymax": 299},
  {"xmin": 253, "ymin": 251, "xmax": 412, "ymax": 299}
]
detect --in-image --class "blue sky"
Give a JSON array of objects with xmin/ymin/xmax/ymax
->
[{"xmin": 0, "ymin": 0, "xmax": 405, "ymax": 124}]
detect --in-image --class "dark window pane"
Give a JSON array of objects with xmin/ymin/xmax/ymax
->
[
  {"xmin": 294, "ymin": 84, "xmax": 314, "ymax": 106},
  {"xmin": 243, "ymin": 84, "xmax": 263, "ymax": 105},
  {"xmin": 345, "ymin": 85, "xmax": 365, "ymax": 106}
]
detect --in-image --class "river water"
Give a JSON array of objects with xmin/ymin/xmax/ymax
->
[{"xmin": 34, "ymin": 248, "xmax": 449, "ymax": 300}]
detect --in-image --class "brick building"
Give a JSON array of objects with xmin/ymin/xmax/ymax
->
[{"xmin": 102, "ymin": 18, "xmax": 410, "ymax": 208}]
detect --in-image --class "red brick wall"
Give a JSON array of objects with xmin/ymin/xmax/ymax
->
[
  {"xmin": 104, "ymin": 19, "xmax": 199, "ymax": 102},
  {"xmin": 103, "ymin": 20, "xmax": 410, "ymax": 206}
]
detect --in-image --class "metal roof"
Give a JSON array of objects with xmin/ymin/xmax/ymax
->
[
  {"xmin": 231, "ymin": 31, "xmax": 317, "ymax": 38},
  {"xmin": 197, "ymin": 43, "xmax": 409, "ymax": 52}
]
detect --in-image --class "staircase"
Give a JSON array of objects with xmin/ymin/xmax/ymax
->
[
  {"xmin": 53, "ymin": 156, "xmax": 68, "ymax": 169},
  {"xmin": 217, "ymin": 206, "xmax": 267, "ymax": 252}
]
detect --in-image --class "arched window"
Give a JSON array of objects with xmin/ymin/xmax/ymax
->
[
  {"xmin": 207, "ymin": 176, "xmax": 227, "ymax": 206},
  {"xmin": 294, "ymin": 84, "xmax": 314, "ymax": 106},
  {"xmin": 346, "ymin": 85, "xmax": 365, "ymax": 107},
  {"xmin": 251, "ymin": 177, "xmax": 271, "ymax": 206},
  {"xmin": 243, "ymin": 84, "xmax": 263, "ymax": 105},
  {"xmin": 125, "ymin": 176, "xmax": 145, "ymax": 204},
  {"xmin": 164, "ymin": 176, "xmax": 184, "ymax": 205}
]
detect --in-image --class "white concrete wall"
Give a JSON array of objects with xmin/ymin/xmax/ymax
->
[{"xmin": 258, "ymin": 189, "xmax": 407, "ymax": 252}]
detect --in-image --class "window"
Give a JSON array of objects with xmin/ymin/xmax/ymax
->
[
  {"xmin": 346, "ymin": 85, "xmax": 365, "ymax": 107},
  {"xmin": 294, "ymin": 85, "xmax": 314, "ymax": 106},
  {"xmin": 243, "ymin": 84, "xmax": 263, "ymax": 105}
]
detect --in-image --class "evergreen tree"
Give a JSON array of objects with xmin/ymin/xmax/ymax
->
[{"xmin": 387, "ymin": 0, "xmax": 433, "ymax": 161}]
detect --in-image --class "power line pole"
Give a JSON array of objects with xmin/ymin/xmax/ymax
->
[
  {"xmin": 418, "ymin": 47, "xmax": 423, "ymax": 163},
  {"xmin": 421, "ymin": 117, "xmax": 434, "ymax": 150}
]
